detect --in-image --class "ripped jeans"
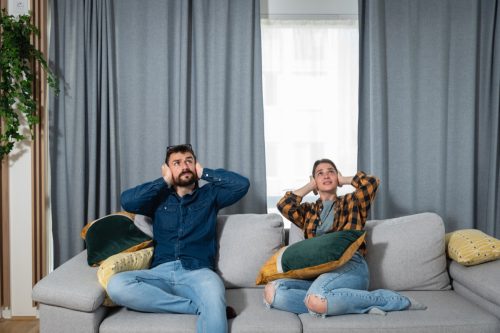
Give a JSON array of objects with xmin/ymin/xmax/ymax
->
[{"xmin": 264, "ymin": 252, "xmax": 410, "ymax": 316}]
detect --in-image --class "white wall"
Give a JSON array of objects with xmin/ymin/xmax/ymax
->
[
  {"xmin": 4, "ymin": 0, "xmax": 37, "ymax": 318},
  {"xmin": 6, "ymin": 141, "xmax": 37, "ymax": 317}
]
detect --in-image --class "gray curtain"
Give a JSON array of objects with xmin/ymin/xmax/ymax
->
[
  {"xmin": 358, "ymin": 0, "xmax": 500, "ymax": 237},
  {"xmin": 49, "ymin": 0, "xmax": 266, "ymax": 266}
]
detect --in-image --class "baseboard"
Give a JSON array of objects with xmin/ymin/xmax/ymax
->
[
  {"xmin": 0, "ymin": 307, "xmax": 39, "ymax": 320},
  {"xmin": 10, "ymin": 316, "xmax": 38, "ymax": 320}
]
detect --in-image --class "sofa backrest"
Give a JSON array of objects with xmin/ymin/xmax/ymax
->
[
  {"xmin": 289, "ymin": 212, "xmax": 451, "ymax": 291},
  {"xmin": 365, "ymin": 212, "xmax": 451, "ymax": 291},
  {"xmin": 216, "ymin": 213, "xmax": 284, "ymax": 288}
]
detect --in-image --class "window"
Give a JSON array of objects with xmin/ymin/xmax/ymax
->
[{"xmin": 261, "ymin": 19, "xmax": 359, "ymax": 221}]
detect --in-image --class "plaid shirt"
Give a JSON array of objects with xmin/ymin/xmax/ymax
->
[{"xmin": 277, "ymin": 171, "xmax": 380, "ymax": 255}]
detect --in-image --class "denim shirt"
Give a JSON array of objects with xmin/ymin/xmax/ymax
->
[{"xmin": 121, "ymin": 168, "xmax": 250, "ymax": 270}]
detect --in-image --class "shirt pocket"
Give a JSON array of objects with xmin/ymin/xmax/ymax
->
[
  {"xmin": 188, "ymin": 198, "xmax": 211, "ymax": 212},
  {"xmin": 185, "ymin": 198, "xmax": 212, "ymax": 229},
  {"xmin": 157, "ymin": 204, "xmax": 179, "ymax": 231}
]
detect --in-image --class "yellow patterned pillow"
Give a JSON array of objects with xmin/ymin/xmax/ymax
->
[
  {"xmin": 97, "ymin": 247, "xmax": 154, "ymax": 306},
  {"xmin": 445, "ymin": 229, "xmax": 500, "ymax": 266}
]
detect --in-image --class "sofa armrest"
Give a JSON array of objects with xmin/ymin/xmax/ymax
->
[
  {"xmin": 450, "ymin": 259, "xmax": 500, "ymax": 317},
  {"xmin": 32, "ymin": 250, "xmax": 106, "ymax": 312}
]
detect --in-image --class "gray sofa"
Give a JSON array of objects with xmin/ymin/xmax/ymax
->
[{"xmin": 32, "ymin": 212, "xmax": 500, "ymax": 333}]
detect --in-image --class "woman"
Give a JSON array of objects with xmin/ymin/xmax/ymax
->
[{"xmin": 263, "ymin": 158, "xmax": 425, "ymax": 317}]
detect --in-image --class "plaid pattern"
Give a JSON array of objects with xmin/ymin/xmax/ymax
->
[{"xmin": 277, "ymin": 171, "xmax": 380, "ymax": 255}]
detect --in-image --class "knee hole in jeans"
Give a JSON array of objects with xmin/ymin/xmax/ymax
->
[
  {"xmin": 264, "ymin": 282, "xmax": 276, "ymax": 305},
  {"xmin": 305, "ymin": 294, "xmax": 327, "ymax": 315}
]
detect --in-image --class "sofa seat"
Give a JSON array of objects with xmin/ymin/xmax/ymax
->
[
  {"xmin": 98, "ymin": 290, "xmax": 500, "ymax": 333},
  {"xmin": 227, "ymin": 288, "xmax": 302, "ymax": 333},
  {"xmin": 99, "ymin": 288, "xmax": 500, "ymax": 333},
  {"xmin": 99, "ymin": 288, "xmax": 302, "ymax": 333},
  {"xmin": 298, "ymin": 290, "xmax": 500, "ymax": 333}
]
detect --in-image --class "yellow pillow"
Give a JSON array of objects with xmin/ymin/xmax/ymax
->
[
  {"xmin": 97, "ymin": 247, "xmax": 154, "ymax": 306},
  {"xmin": 446, "ymin": 229, "xmax": 500, "ymax": 266}
]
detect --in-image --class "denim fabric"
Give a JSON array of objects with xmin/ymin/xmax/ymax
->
[
  {"xmin": 107, "ymin": 260, "xmax": 227, "ymax": 333},
  {"xmin": 265, "ymin": 252, "xmax": 410, "ymax": 316},
  {"xmin": 121, "ymin": 168, "xmax": 249, "ymax": 269}
]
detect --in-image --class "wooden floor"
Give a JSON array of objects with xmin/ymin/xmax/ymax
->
[{"xmin": 0, "ymin": 318, "xmax": 39, "ymax": 333}]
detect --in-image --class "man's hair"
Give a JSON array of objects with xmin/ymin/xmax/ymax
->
[
  {"xmin": 312, "ymin": 158, "xmax": 338, "ymax": 177},
  {"xmin": 165, "ymin": 144, "xmax": 197, "ymax": 165}
]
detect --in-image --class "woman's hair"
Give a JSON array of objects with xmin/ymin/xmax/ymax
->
[{"xmin": 312, "ymin": 158, "xmax": 338, "ymax": 177}]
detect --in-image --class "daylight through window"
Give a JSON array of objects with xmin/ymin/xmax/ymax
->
[{"xmin": 261, "ymin": 19, "xmax": 359, "ymax": 221}]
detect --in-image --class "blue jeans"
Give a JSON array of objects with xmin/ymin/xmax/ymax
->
[
  {"xmin": 264, "ymin": 252, "xmax": 410, "ymax": 316},
  {"xmin": 107, "ymin": 260, "xmax": 227, "ymax": 333}
]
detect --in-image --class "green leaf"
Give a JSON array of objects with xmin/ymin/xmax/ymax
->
[{"xmin": 0, "ymin": 8, "xmax": 59, "ymax": 159}]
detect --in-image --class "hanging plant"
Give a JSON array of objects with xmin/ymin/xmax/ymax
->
[{"xmin": 0, "ymin": 8, "xmax": 58, "ymax": 159}]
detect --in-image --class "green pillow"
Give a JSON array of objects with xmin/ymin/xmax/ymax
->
[
  {"xmin": 82, "ymin": 213, "xmax": 153, "ymax": 266},
  {"xmin": 256, "ymin": 230, "xmax": 365, "ymax": 285}
]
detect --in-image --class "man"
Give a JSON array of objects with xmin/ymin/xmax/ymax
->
[{"xmin": 107, "ymin": 144, "xmax": 250, "ymax": 333}]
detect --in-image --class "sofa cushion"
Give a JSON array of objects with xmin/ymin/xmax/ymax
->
[
  {"xmin": 288, "ymin": 222, "xmax": 305, "ymax": 245},
  {"xmin": 226, "ymin": 288, "xmax": 302, "ymax": 333},
  {"xmin": 299, "ymin": 291, "xmax": 500, "ymax": 333},
  {"xmin": 216, "ymin": 213, "xmax": 284, "ymax": 288},
  {"xmin": 445, "ymin": 229, "xmax": 500, "ymax": 266},
  {"xmin": 99, "ymin": 288, "xmax": 302, "ymax": 333},
  {"xmin": 100, "ymin": 308, "xmax": 197, "ymax": 333},
  {"xmin": 255, "ymin": 230, "xmax": 366, "ymax": 284},
  {"xmin": 365, "ymin": 212, "xmax": 450, "ymax": 291}
]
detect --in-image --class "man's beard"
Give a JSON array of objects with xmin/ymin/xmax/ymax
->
[{"xmin": 174, "ymin": 171, "xmax": 197, "ymax": 187}]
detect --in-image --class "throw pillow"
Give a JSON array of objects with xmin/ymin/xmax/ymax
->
[
  {"xmin": 446, "ymin": 229, "xmax": 500, "ymax": 266},
  {"xmin": 255, "ymin": 230, "xmax": 365, "ymax": 285},
  {"xmin": 366, "ymin": 213, "xmax": 450, "ymax": 291},
  {"xmin": 217, "ymin": 213, "xmax": 284, "ymax": 288},
  {"xmin": 97, "ymin": 247, "xmax": 154, "ymax": 306},
  {"xmin": 81, "ymin": 212, "xmax": 153, "ymax": 266}
]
